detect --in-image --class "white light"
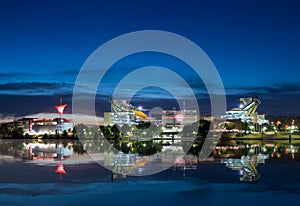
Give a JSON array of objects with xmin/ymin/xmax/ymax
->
[
  {"xmin": 239, "ymin": 104, "xmax": 243, "ymax": 109},
  {"xmin": 138, "ymin": 106, "xmax": 143, "ymax": 110}
]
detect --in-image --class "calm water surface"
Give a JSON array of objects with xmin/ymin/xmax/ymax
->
[{"xmin": 0, "ymin": 139, "xmax": 300, "ymax": 206}]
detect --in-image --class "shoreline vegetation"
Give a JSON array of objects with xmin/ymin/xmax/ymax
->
[{"xmin": 1, "ymin": 120, "xmax": 300, "ymax": 159}]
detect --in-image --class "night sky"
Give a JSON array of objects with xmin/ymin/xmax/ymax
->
[{"xmin": 0, "ymin": 0, "xmax": 300, "ymax": 118}]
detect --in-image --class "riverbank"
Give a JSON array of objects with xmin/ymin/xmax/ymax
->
[{"xmin": 220, "ymin": 133, "xmax": 300, "ymax": 141}]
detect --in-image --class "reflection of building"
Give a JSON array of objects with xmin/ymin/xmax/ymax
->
[
  {"xmin": 223, "ymin": 155, "xmax": 263, "ymax": 182},
  {"xmin": 23, "ymin": 142, "xmax": 73, "ymax": 160},
  {"xmin": 269, "ymin": 144, "xmax": 300, "ymax": 160},
  {"xmin": 222, "ymin": 145, "xmax": 269, "ymax": 182}
]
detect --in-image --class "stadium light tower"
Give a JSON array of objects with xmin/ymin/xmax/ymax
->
[{"xmin": 54, "ymin": 98, "xmax": 67, "ymax": 133}]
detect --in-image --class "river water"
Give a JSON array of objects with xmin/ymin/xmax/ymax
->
[{"xmin": 0, "ymin": 139, "xmax": 300, "ymax": 205}]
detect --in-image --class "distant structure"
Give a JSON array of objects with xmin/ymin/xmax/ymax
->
[
  {"xmin": 3, "ymin": 117, "xmax": 73, "ymax": 136},
  {"xmin": 225, "ymin": 97, "xmax": 269, "ymax": 125},
  {"xmin": 111, "ymin": 99, "xmax": 148, "ymax": 119},
  {"xmin": 104, "ymin": 99, "xmax": 149, "ymax": 126},
  {"xmin": 162, "ymin": 109, "xmax": 198, "ymax": 132},
  {"xmin": 104, "ymin": 99, "xmax": 198, "ymax": 130},
  {"xmin": 2, "ymin": 98, "xmax": 73, "ymax": 135},
  {"xmin": 54, "ymin": 98, "xmax": 68, "ymax": 134}
]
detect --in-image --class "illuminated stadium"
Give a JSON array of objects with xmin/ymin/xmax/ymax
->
[
  {"xmin": 225, "ymin": 97, "xmax": 268, "ymax": 125},
  {"xmin": 104, "ymin": 99, "xmax": 149, "ymax": 126},
  {"xmin": 104, "ymin": 98, "xmax": 198, "ymax": 131}
]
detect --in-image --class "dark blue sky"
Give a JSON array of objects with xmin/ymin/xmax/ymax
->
[{"xmin": 0, "ymin": 0, "xmax": 300, "ymax": 117}]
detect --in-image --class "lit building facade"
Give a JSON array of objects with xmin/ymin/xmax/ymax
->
[
  {"xmin": 162, "ymin": 110, "xmax": 198, "ymax": 132},
  {"xmin": 3, "ymin": 117, "xmax": 73, "ymax": 135},
  {"xmin": 104, "ymin": 109, "xmax": 198, "ymax": 133},
  {"xmin": 104, "ymin": 112, "xmax": 132, "ymax": 126},
  {"xmin": 104, "ymin": 112, "xmax": 146, "ymax": 126},
  {"xmin": 224, "ymin": 97, "xmax": 269, "ymax": 125}
]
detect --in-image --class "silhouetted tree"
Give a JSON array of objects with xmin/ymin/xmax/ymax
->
[
  {"xmin": 62, "ymin": 130, "xmax": 69, "ymax": 139},
  {"xmin": 12, "ymin": 127, "xmax": 24, "ymax": 139},
  {"xmin": 0, "ymin": 124, "xmax": 11, "ymax": 138},
  {"xmin": 197, "ymin": 120, "xmax": 210, "ymax": 137},
  {"xmin": 73, "ymin": 141, "xmax": 86, "ymax": 155}
]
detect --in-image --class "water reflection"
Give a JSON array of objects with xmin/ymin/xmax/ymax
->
[
  {"xmin": 0, "ymin": 139, "xmax": 78, "ymax": 160},
  {"xmin": 221, "ymin": 145, "xmax": 269, "ymax": 182},
  {"xmin": 217, "ymin": 142, "xmax": 300, "ymax": 182},
  {"xmin": 0, "ymin": 139, "xmax": 300, "ymax": 182}
]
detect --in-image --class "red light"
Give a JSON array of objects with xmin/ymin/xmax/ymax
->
[
  {"xmin": 54, "ymin": 104, "xmax": 67, "ymax": 115},
  {"xmin": 54, "ymin": 163, "xmax": 67, "ymax": 181},
  {"xmin": 175, "ymin": 114, "xmax": 183, "ymax": 121},
  {"xmin": 33, "ymin": 118, "xmax": 55, "ymax": 122}
]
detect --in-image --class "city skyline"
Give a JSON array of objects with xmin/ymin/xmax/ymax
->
[
  {"xmin": 1, "ymin": 2, "xmax": 300, "ymax": 204},
  {"xmin": 1, "ymin": 0, "xmax": 300, "ymax": 117}
]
